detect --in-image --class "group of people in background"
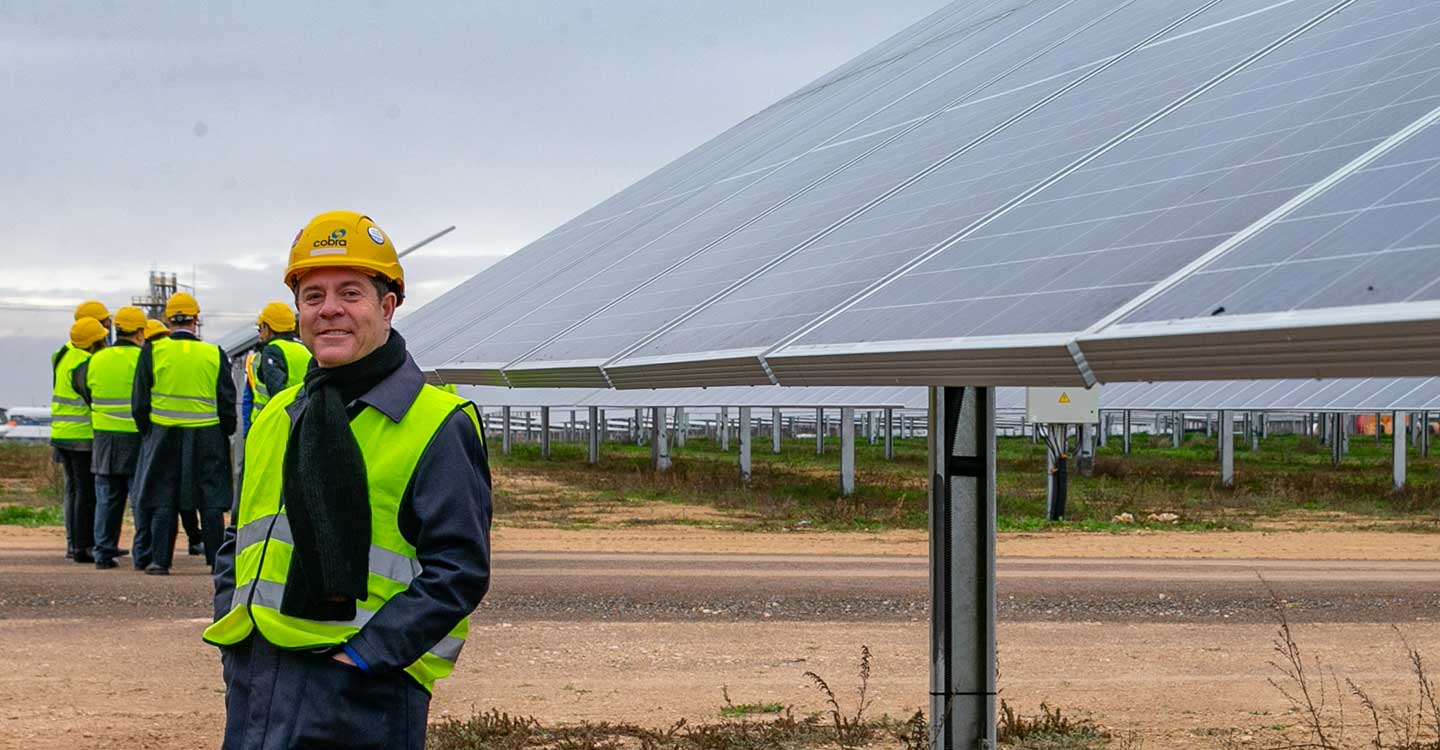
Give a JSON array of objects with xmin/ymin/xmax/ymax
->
[{"xmin": 51, "ymin": 293, "xmax": 311, "ymax": 573}]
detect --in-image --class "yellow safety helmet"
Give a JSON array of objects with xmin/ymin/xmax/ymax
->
[
  {"xmin": 284, "ymin": 211, "xmax": 404, "ymax": 302},
  {"xmin": 145, "ymin": 319, "xmax": 170, "ymax": 340},
  {"xmin": 113, "ymin": 306, "xmax": 147, "ymax": 334},
  {"xmin": 75, "ymin": 300, "xmax": 110, "ymax": 323},
  {"xmin": 70, "ymin": 317, "xmax": 108, "ymax": 349},
  {"xmin": 256, "ymin": 301, "xmax": 297, "ymax": 333},
  {"xmin": 165, "ymin": 292, "xmax": 200, "ymax": 320}
]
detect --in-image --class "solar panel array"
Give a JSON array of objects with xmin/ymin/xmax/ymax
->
[{"xmin": 407, "ymin": 0, "xmax": 1440, "ymax": 390}]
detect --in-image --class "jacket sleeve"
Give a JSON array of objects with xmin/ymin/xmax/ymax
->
[
  {"xmin": 132, "ymin": 343, "xmax": 154, "ymax": 434},
  {"xmin": 344, "ymin": 407, "xmax": 492, "ymax": 673},
  {"xmin": 73, "ymin": 361, "xmax": 91, "ymax": 404},
  {"xmin": 258, "ymin": 344, "xmax": 289, "ymax": 398},
  {"xmin": 217, "ymin": 348, "xmax": 237, "ymax": 437},
  {"xmin": 211, "ymin": 525, "xmax": 239, "ymax": 623}
]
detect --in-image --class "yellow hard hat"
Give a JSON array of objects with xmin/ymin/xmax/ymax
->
[
  {"xmin": 144, "ymin": 319, "xmax": 170, "ymax": 340},
  {"xmin": 113, "ymin": 306, "xmax": 147, "ymax": 334},
  {"xmin": 284, "ymin": 211, "xmax": 403, "ymax": 299},
  {"xmin": 75, "ymin": 300, "xmax": 110, "ymax": 323},
  {"xmin": 256, "ymin": 301, "xmax": 297, "ymax": 332},
  {"xmin": 165, "ymin": 292, "xmax": 200, "ymax": 319},
  {"xmin": 70, "ymin": 317, "xmax": 108, "ymax": 349}
]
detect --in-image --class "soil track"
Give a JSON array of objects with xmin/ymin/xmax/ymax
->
[{"xmin": 2, "ymin": 524, "xmax": 1439, "ymax": 749}]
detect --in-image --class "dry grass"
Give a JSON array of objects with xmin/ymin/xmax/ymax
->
[{"xmin": 0, "ymin": 443, "xmax": 61, "ymax": 506}]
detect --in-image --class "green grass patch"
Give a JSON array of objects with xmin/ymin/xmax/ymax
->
[
  {"xmin": 0, "ymin": 504, "xmax": 64, "ymax": 527},
  {"xmin": 488, "ymin": 426, "xmax": 1440, "ymax": 534},
  {"xmin": 719, "ymin": 702, "xmax": 787, "ymax": 719}
]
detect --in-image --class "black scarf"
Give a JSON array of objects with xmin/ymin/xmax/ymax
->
[{"xmin": 280, "ymin": 329, "xmax": 407, "ymax": 621}]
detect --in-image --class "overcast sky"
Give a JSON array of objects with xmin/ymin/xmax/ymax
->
[{"xmin": 0, "ymin": 1, "xmax": 949, "ymax": 406}]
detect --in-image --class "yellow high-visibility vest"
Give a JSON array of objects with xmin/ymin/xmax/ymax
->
[
  {"xmin": 252, "ymin": 338, "xmax": 312, "ymax": 410},
  {"xmin": 51, "ymin": 344, "xmax": 93, "ymax": 441},
  {"xmin": 204, "ymin": 383, "xmax": 482, "ymax": 693},
  {"xmin": 86, "ymin": 345, "xmax": 141, "ymax": 434},
  {"xmin": 149, "ymin": 337, "xmax": 221, "ymax": 428}
]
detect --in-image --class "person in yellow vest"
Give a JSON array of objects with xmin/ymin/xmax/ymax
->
[
  {"xmin": 144, "ymin": 318, "xmax": 169, "ymax": 341},
  {"xmin": 131, "ymin": 292, "xmax": 236, "ymax": 575},
  {"xmin": 206, "ymin": 211, "xmax": 492, "ymax": 749},
  {"xmin": 75, "ymin": 306, "xmax": 147, "ymax": 569},
  {"xmin": 251, "ymin": 301, "xmax": 313, "ymax": 415},
  {"xmin": 53, "ymin": 313, "xmax": 109, "ymax": 562}
]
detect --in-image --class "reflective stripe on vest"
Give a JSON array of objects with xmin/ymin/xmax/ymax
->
[
  {"xmin": 203, "ymin": 383, "xmax": 481, "ymax": 693},
  {"xmin": 149, "ymin": 337, "xmax": 221, "ymax": 427},
  {"xmin": 51, "ymin": 345, "xmax": 93, "ymax": 440},
  {"xmin": 253, "ymin": 338, "xmax": 312, "ymax": 408},
  {"xmin": 86, "ymin": 345, "xmax": 141, "ymax": 433}
]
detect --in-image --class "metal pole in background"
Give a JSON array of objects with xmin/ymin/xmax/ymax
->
[
  {"xmin": 816, "ymin": 408, "xmax": 824, "ymax": 456},
  {"xmin": 651, "ymin": 407, "xmax": 670, "ymax": 472},
  {"xmin": 501, "ymin": 405, "xmax": 512, "ymax": 456},
  {"xmin": 588, "ymin": 406, "xmax": 601, "ymax": 465},
  {"xmin": 772, "ymin": 407, "xmax": 783, "ymax": 454},
  {"xmin": 539, "ymin": 406, "xmax": 551, "ymax": 459},
  {"xmin": 1122, "ymin": 410, "xmax": 1132, "ymax": 455},
  {"xmin": 739, "ymin": 407, "xmax": 753, "ymax": 482},
  {"xmin": 1393, "ymin": 410, "xmax": 1407, "ymax": 491},
  {"xmin": 1220, "ymin": 409, "xmax": 1235, "ymax": 488},
  {"xmin": 884, "ymin": 408, "xmax": 895, "ymax": 461},
  {"xmin": 840, "ymin": 407, "xmax": 855, "ymax": 496},
  {"xmin": 928, "ymin": 386, "xmax": 996, "ymax": 750}
]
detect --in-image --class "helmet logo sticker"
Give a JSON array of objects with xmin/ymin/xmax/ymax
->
[
  {"xmin": 312, "ymin": 228, "xmax": 348, "ymax": 249},
  {"xmin": 367, "ymin": 226, "xmax": 385, "ymax": 245},
  {"xmin": 309, "ymin": 247, "xmax": 348, "ymax": 257}
]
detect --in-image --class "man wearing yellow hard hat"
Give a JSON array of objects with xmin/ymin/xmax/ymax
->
[
  {"xmin": 206, "ymin": 211, "xmax": 492, "ymax": 749},
  {"xmin": 245, "ymin": 301, "xmax": 312, "ymax": 429},
  {"xmin": 75, "ymin": 307, "xmax": 148, "ymax": 569},
  {"xmin": 144, "ymin": 318, "xmax": 169, "ymax": 341},
  {"xmin": 131, "ymin": 291, "xmax": 235, "ymax": 575},
  {"xmin": 52, "ymin": 311, "xmax": 110, "ymax": 562}
]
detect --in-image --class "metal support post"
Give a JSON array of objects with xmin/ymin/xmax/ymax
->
[
  {"xmin": 884, "ymin": 408, "xmax": 895, "ymax": 461},
  {"xmin": 1423, "ymin": 412, "xmax": 1431, "ymax": 458},
  {"xmin": 772, "ymin": 408, "xmax": 782, "ymax": 454},
  {"xmin": 720, "ymin": 406, "xmax": 730, "ymax": 452},
  {"xmin": 540, "ymin": 406, "xmax": 551, "ymax": 459},
  {"xmin": 1078, "ymin": 423, "xmax": 1094, "ymax": 477},
  {"xmin": 1331, "ymin": 414, "xmax": 1343, "ymax": 467},
  {"xmin": 1097, "ymin": 412, "xmax": 1108, "ymax": 448},
  {"xmin": 1250, "ymin": 412, "xmax": 1260, "ymax": 452},
  {"xmin": 1393, "ymin": 410, "xmax": 1407, "ymax": 491},
  {"xmin": 587, "ymin": 406, "xmax": 600, "ymax": 465},
  {"xmin": 928, "ymin": 386, "xmax": 997, "ymax": 750},
  {"xmin": 635, "ymin": 408, "xmax": 645, "ymax": 446},
  {"xmin": 1173, "ymin": 411, "xmax": 1183, "ymax": 448},
  {"xmin": 739, "ymin": 407, "xmax": 753, "ymax": 482},
  {"xmin": 675, "ymin": 407, "xmax": 686, "ymax": 449},
  {"xmin": 868, "ymin": 411, "xmax": 878, "ymax": 445},
  {"xmin": 840, "ymin": 407, "xmax": 856, "ymax": 496},
  {"xmin": 1220, "ymin": 409, "xmax": 1235, "ymax": 488},
  {"xmin": 1122, "ymin": 410, "xmax": 1132, "ymax": 455},
  {"xmin": 501, "ymin": 406, "xmax": 512, "ymax": 456},
  {"xmin": 650, "ymin": 407, "xmax": 670, "ymax": 472},
  {"xmin": 816, "ymin": 408, "xmax": 824, "ymax": 456}
]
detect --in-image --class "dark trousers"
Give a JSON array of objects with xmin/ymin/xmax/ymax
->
[
  {"xmin": 221, "ymin": 637, "xmax": 430, "ymax": 750},
  {"xmin": 58, "ymin": 449, "xmax": 96, "ymax": 558},
  {"xmin": 180, "ymin": 508, "xmax": 202, "ymax": 547},
  {"xmin": 145, "ymin": 506, "xmax": 224, "ymax": 570},
  {"xmin": 92, "ymin": 473, "xmax": 131, "ymax": 561}
]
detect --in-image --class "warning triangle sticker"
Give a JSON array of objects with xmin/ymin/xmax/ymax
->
[{"xmin": 1058, "ymin": 392, "xmax": 1071, "ymax": 404}]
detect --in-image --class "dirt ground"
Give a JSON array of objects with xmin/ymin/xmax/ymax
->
[{"xmin": 3, "ymin": 523, "xmax": 1440, "ymax": 749}]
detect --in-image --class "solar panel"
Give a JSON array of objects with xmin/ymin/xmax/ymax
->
[
  {"xmin": 607, "ymin": 0, "xmax": 1343, "ymax": 385},
  {"xmin": 405, "ymin": 0, "xmax": 1440, "ymax": 390},
  {"xmin": 1116, "ymin": 111, "xmax": 1440, "ymax": 323},
  {"xmin": 504, "ymin": 0, "xmax": 1215, "ymax": 381},
  {"xmin": 767, "ymin": 1, "xmax": 1437, "ymax": 382},
  {"xmin": 406, "ymin": 2, "xmax": 1033, "ymax": 374},
  {"xmin": 1095, "ymin": 376, "xmax": 1440, "ymax": 411}
]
